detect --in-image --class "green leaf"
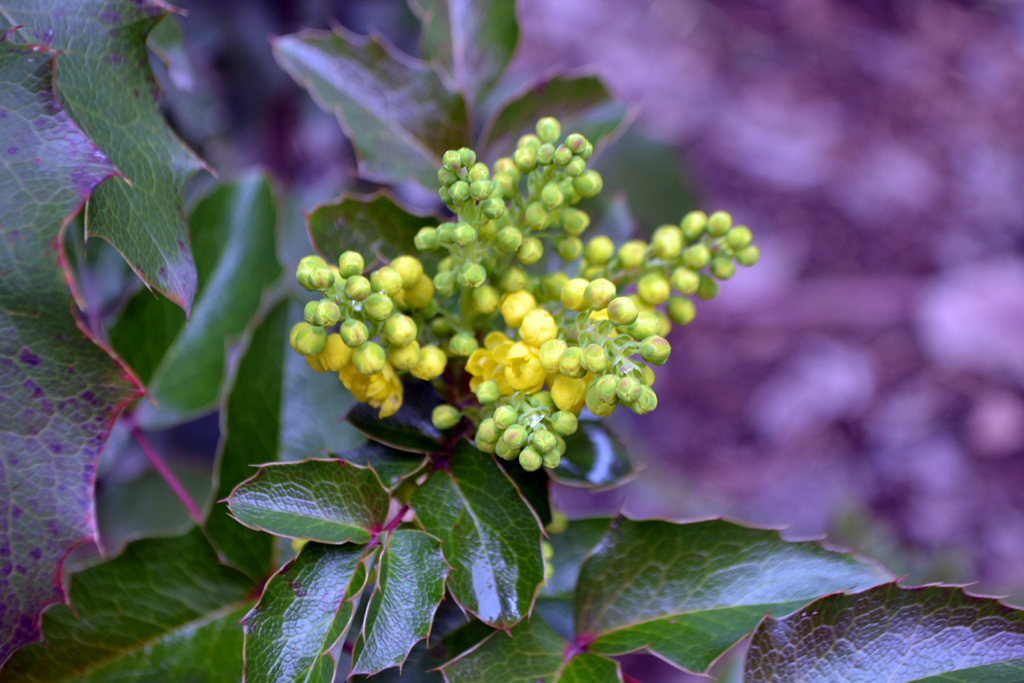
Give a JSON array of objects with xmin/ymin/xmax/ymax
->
[
  {"xmin": 499, "ymin": 459, "xmax": 552, "ymax": 527},
  {"xmin": 244, "ymin": 542, "xmax": 371, "ymax": 683},
  {"xmin": 307, "ymin": 191, "xmax": 438, "ymax": 265},
  {"xmin": 351, "ymin": 530, "xmax": 448, "ymax": 676},
  {"xmin": 347, "ymin": 381, "xmax": 444, "ymax": 454},
  {"xmin": 0, "ymin": 528, "xmax": 254, "ymax": 682},
  {"xmin": 273, "ymin": 28, "xmax": 469, "ymax": 188},
  {"xmin": 557, "ymin": 654, "xmax": 624, "ymax": 683},
  {"xmin": 480, "ymin": 76, "xmax": 629, "ymax": 163},
  {"xmin": 542, "ymin": 518, "xmax": 612, "ymax": 599},
  {"xmin": 3, "ymin": 1, "xmax": 207, "ymax": 310},
  {"xmin": 228, "ymin": 459, "xmax": 390, "ymax": 544},
  {"xmin": 550, "ymin": 421, "xmax": 634, "ymax": 490},
  {"xmin": 336, "ymin": 441, "xmax": 429, "ymax": 490},
  {"xmin": 574, "ymin": 518, "xmax": 892, "ymax": 674},
  {"xmin": 411, "ymin": 441, "xmax": 544, "ymax": 627},
  {"xmin": 110, "ymin": 172, "xmax": 281, "ymax": 415},
  {"xmin": 744, "ymin": 584, "xmax": 1024, "ymax": 683},
  {"xmin": 408, "ymin": 0, "xmax": 518, "ymax": 103},
  {"xmin": 0, "ymin": 40, "xmax": 139, "ymax": 662}
]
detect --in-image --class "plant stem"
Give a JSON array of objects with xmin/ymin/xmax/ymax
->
[{"xmin": 127, "ymin": 419, "xmax": 203, "ymax": 523}]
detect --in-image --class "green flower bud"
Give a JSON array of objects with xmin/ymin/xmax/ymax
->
[
  {"xmin": 683, "ymin": 243, "xmax": 711, "ymax": 269},
  {"xmin": 431, "ymin": 318, "xmax": 453, "ymax": 337},
  {"xmin": 389, "ymin": 341, "xmax": 421, "ymax": 370},
  {"xmin": 303, "ymin": 300, "xmax": 318, "ymax": 324},
  {"xmin": 710, "ymin": 257, "xmax": 736, "ymax": 280},
  {"xmin": 312, "ymin": 301, "xmax": 341, "ymax": 327},
  {"xmin": 467, "ymin": 162, "xmax": 489, "ymax": 183},
  {"xmin": 632, "ymin": 385, "xmax": 658, "ymax": 415},
  {"xmin": 494, "ymin": 438, "xmax": 519, "ymax": 461},
  {"xmin": 454, "ymin": 223, "xmax": 477, "ymax": 247},
  {"xmin": 584, "ymin": 236, "xmax": 615, "ymax": 265},
  {"xmin": 477, "ymin": 418, "xmax": 500, "ymax": 445},
  {"xmin": 542, "ymin": 450, "xmax": 561, "ymax": 469},
  {"xmin": 536, "ymin": 143, "xmax": 556, "ymax": 165},
  {"xmin": 338, "ymin": 251, "xmax": 365, "ymax": 278},
  {"xmin": 536, "ymin": 116, "xmax": 561, "ymax": 143},
  {"xmin": 641, "ymin": 365, "xmax": 656, "ymax": 387},
  {"xmin": 481, "ymin": 198, "xmax": 506, "ymax": 220},
  {"xmin": 459, "ymin": 147, "xmax": 476, "ymax": 168},
  {"xmin": 391, "ymin": 256, "xmax": 424, "ymax": 288},
  {"xmin": 560, "ymin": 278, "xmax": 589, "ymax": 311},
  {"xmin": 476, "ymin": 380, "xmax": 501, "ymax": 405},
  {"xmin": 517, "ymin": 134, "xmax": 541, "ymax": 151},
  {"xmin": 493, "ymin": 172, "xmax": 517, "ymax": 200},
  {"xmin": 514, "ymin": 147, "xmax": 537, "ymax": 173},
  {"xmin": 697, "ymin": 274, "xmax": 719, "ymax": 300},
  {"xmin": 670, "ymin": 267, "xmax": 700, "ymax": 295},
  {"xmin": 616, "ymin": 376, "xmax": 642, "ymax": 404},
  {"xmin": 554, "ymin": 235, "xmax": 583, "ymax": 260},
  {"xmin": 383, "ymin": 315, "xmax": 417, "ymax": 348},
  {"xmin": 525, "ymin": 202, "xmax": 550, "ymax": 231},
  {"xmin": 448, "ymin": 332, "xmax": 479, "ymax": 357},
  {"xmin": 494, "ymin": 405, "xmax": 518, "ymax": 430},
  {"xmin": 475, "ymin": 436, "xmax": 496, "ymax": 454},
  {"xmin": 585, "ymin": 384, "xmax": 616, "ymax": 416},
  {"xmin": 438, "ymin": 185, "xmax": 452, "ymax": 204},
  {"xmin": 438, "ymin": 167, "xmax": 458, "ymax": 186},
  {"xmin": 640, "ymin": 335, "xmax": 671, "ymax": 365},
  {"xmin": 519, "ymin": 448, "xmax": 542, "ymax": 472},
  {"xmin": 299, "ymin": 255, "xmax": 327, "ymax": 271},
  {"xmin": 594, "ymin": 375, "xmax": 616, "ymax": 403},
  {"xmin": 344, "ymin": 275, "xmax": 371, "ymax": 301},
  {"xmin": 550, "ymin": 411, "xmax": 578, "ymax": 436},
  {"xmin": 657, "ymin": 311, "xmax": 672, "ymax": 337},
  {"xmin": 539, "ymin": 339, "xmax": 568, "ymax": 373},
  {"xmin": 414, "ymin": 227, "xmax": 439, "ymax": 251},
  {"xmin": 637, "ymin": 273, "xmax": 670, "ymax": 305},
  {"xmin": 623, "ymin": 311, "xmax": 660, "ymax": 339},
  {"xmin": 493, "ymin": 156, "xmax": 518, "ymax": 176},
  {"xmin": 617, "ymin": 240, "xmax": 647, "ymax": 270},
  {"xmin": 736, "ymin": 245, "xmax": 761, "ymax": 266},
  {"xmin": 541, "ymin": 183, "xmax": 564, "ymax": 210},
  {"xmin": 371, "ymin": 267, "xmax": 403, "ymax": 297},
  {"xmin": 502, "ymin": 424, "xmax": 528, "ymax": 449},
  {"xmin": 479, "ymin": 220, "xmax": 499, "ymax": 241},
  {"xmin": 290, "ymin": 322, "xmax": 327, "ymax": 356},
  {"xmin": 565, "ymin": 133, "xmax": 587, "ymax": 153},
  {"xmin": 469, "ymin": 179, "xmax": 490, "ymax": 200},
  {"xmin": 581, "ymin": 343, "xmax": 608, "ymax": 374},
  {"xmin": 500, "ymin": 267, "xmax": 527, "ymax": 293},
  {"xmin": 432, "ymin": 405, "xmax": 462, "ymax": 430},
  {"xmin": 561, "ymin": 208, "xmax": 590, "ymax": 236},
  {"xmin": 667, "ymin": 297, "xmax": 696, "ymax": 325},
  {"xmin": 298, "ymin": 266, "xmax": 334, "ymax": 291},
  {"xmin": 364, "ymin": 292, "xmax": 395, "ymax": 321},
  {"xmin": 532, "ymin": 430, "xmax": 558, "ymax": 454},
  {"xmin": 565, "ymin": 157, "xmax": 586, "ymax": 177},
  {"xmin": 580, "ymin": 141, "xmax": 594, "ymax": 160},
  {"xmin": 518, "ymin": 238, "xmax": 544, "ymax": 265},
  {"xmin": 652, "ymin": 225, "xmax": 684, "ymax": 259},
  {"xmin": 457, "ymin": 262, "xmax": 487, "ymax": 288},
  {"xmin": 542, "ymin": 272, "xmax": 569, "ymax": 300},
  {"xmin": 726, "ymin": 226, "xmax": 752, "ymax": 250},
  {"xmin": 442, "ymin": 149, "xmax": 462, "ymax": 170},
  {"xmin": 573, "ymin": 170, "xmax": 603, "ymax": 197},
  {"xmin": 680, "ymin": 210, "xmax": 707, "ymax": 241},
  {"xmin": 352, "ymin": 341, "xmax": 386, "ymax": 376},
  {"xmin": 707, "ymin": 210, "xmax": 732, "ymax": 237},
  {"xmin": 584, "ymin": 278, "xmax": 617, "ymax": 309},
  {"xmin": 530, "ymin": 391, "xmax": 555, "ymax": 409},
  {"xmin": 433, "ymin": 271, "xmax": 456, "ymax": 296},
  {"xmin": 559, "ymin": 346, "xmax": 585, "ymax": 378},
  {"xmin": 472, "ymin": 285, "xmax": 500, "ymax": 314},
  {"xmin": 495, "ymin": 226, "xmax": 523, "ymax": 253},
  {"xmin": 435, "ymin": 223, "xmax": 455, "ymax": 245},
  {"xmin": 554, "ymin": 145, "xmax": 573, "ymax": 166},
  {"xmin": 607, "ymin": 297, "xmax": 639, "ymax": 326},
  {"xmin": 450, "ymin": 180, "xmax": 470, "ymax": 204}
]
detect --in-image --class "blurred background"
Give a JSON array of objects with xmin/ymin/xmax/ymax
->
[{"xmin": 87, "ymin": 0, "xmax": 1024, "ymax": 679}]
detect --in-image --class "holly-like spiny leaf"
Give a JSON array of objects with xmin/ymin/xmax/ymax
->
[
  {"xmin": 110, "ymin": 171, "xmax": 280, "ymax": 416},
  {"xmin": 2, "ymin": 1, "xmax": 206, "ymax": 310},
  {"xmin": 574, "ymin": 518, "xmax": 892, "ymax": 674},
  {"xmin": 411, "ymin": 441, "xmax": 544, "ymax": 628},
  {"xmin": 336, "ymin": 440, "xmax": 429, "ymax": 490},
  {"xmin": 273, "ymin": 27, "xmax": 469, "ymax": 188},
  {"xmin": 0, "ymin": 40, "xmax": 139, "ymax": 662},
  {"xmin": 347, "ymin": 380, "xmax": 444, "ymax": 454},
  {"xmin": 542, "ymin": 518, "xmax": 612, "ymax": 599},
  {"xmin": 744, "ymin": 583, "xmax": 1024, "ymax": 683},
  {"xmin": 243, "ymin": 542, "xmax": 372, "ymax": 683},
  {"xmin": 0, "ymin": 527, "xmax": 254, "ymax": 682},
  {"xmin": 350, "ymin": 530, "xmax": 448, "ymax": 676},
  {"xmin": 227, "ymin": 459, "xmax": 390, "ymax": 544},
  {"xmin": 408, "ymin": 0, "xmax": 518, "ymax": 104},
  {"xmin": 499, "ymin": 459, "xmax": 552, "ymax": 528},
  {"xmin": 550, "ymin": 421, "xmax": 634, "ymax": 490}
]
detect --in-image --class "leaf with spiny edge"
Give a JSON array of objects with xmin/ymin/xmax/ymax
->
[
  {"xmin": 335, "ymin": 440, "xmax": 429, "ymax": 490},
  {"xmin": 550, "ymin": 421, "xmax": 634, "ymax": 490}
]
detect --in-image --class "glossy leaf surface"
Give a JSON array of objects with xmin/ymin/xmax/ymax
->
[
  {"xmin": 542, "ymin": 518, "xmax": 612, "ymax": 599},
  {"xmin": 347, "ymin": 381, "xmax": 444, "ymax": 454},
  {"xmin": 0, "ymin": 41, "xmax": 138, "ymax": 661},
  {"xmin": 744, "ymin": 584, "xmax": 1024, "ymax": 683},
  {"xmin": 411, "ymin": 442, "xmax": 544, "ymax": 627},
  {"xmin": 500, "ymin": 460, "xmax": 552, "ymax": 527},
  {"xmin": 228, "ymin": 459, "xmax": 390, "ymax": 544},
  {"xmin": 336, "ymin": 441, "xmax": 428, "ymax": 490},
  {"xmin": 575, "ymin": 518, "xmax": 892, "ymax": 673},
  {"xmin": 307, "ymin": 191, "xmax": 437, "ymax": 265},
  {"xmin": 0, "ymin": 528, "xmax": 254, "ymax": 682},
  {"xmin": 351, "ymin": 530, "xmax": 448, "ymax": 676},
  {"xmin": 550, "ymin": 421, "xmax": 633, "ymax": 490},
  {"xmin": 273, "ymin": 28, "xmax": 469, "ymax": 188}
]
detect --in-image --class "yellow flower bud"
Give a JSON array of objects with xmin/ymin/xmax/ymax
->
[
  {"xmin": 338, "ymin": 251, "xmax": 364, "ymax": 277},
  {"xmin": 472, "ymin": 285, "xmax": 500, "ymax": 314},
  {"xmin": 637, "ymin": 273, "xmax": 670, "ymax": 305},
  {"xmin": 504, "ymin": 342, "xmax": 546, "ymax": 393},
  {"xmin": 518, "ymin": 309, "xmax": 558, "ymax": 346},
  {"xmin": 551, "ymin": 376, "xmax": 587, "ymax": 413},
  {"xmin": 667, "ymin": 297, "xmax": 696, "ymax": 325},
  {"xmin": 584, "ymin": 278, "xmax": 616, "ymax": 309},
  {"xmin": 291, "ymin": 323, "xmax": 327, "ymax": 356},
  {"xmin": 403, "ymin": 274, "xmax": 435, "ymax": 309},
  {"xmin": 388, "ymin": 341, "xmax": 421, "ymax": 370},
  {"xmin": 352, "ymin": 341, "xmax": 386, "ymax": 376},
  {"xmin": 383, "ymin": 315, "xmax": 418, "ymax": 348},
  {"xmin": 500, "ymin": 290, "xmax": 537, "ymax": 328},
  {"xmin": 651, "ymin": 225, "xmax": 683, "ymax": 259},
  {"xmin": 560, "ymin": 278, "xmax": 589, "ymax": 311},
  {"xmin": 584, "ymin": 236, "xmax": 615, "ymax": 265},
  {"xmin": 538, "ymin": 339, "xmax": 568, "ymax": 373},
  {"xmin": 411, "ymin": 345, "xmax": 447, "ymax": 380},
  {"xmin": 305, "ymin": 333, "xmax": 352, "ymax": 373}
]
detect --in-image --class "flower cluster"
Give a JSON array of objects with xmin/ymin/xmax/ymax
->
[{"xmin": 289, "ymin": 116, "xmax": 760, "ymax": 469}]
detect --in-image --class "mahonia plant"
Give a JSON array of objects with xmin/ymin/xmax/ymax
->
[{"xmin": 289, "ymin": 116, "xmax": 760, "ymax": 472}]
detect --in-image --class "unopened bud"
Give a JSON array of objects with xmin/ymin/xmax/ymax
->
[
  {"xmin": 550, "ymin": 410, "xmax": 578, "ymax": 436},
  {"xmin": 517, "ymin": 134, "xmax": 541, "ymax": 151},
  {"xmin": 500, "ymin": 267, "xmax": 527, "ymax": 293},
  {"xmin": 541, "ymin": 183, "xmax": 564, "ymax": 210},
  {"xmin": 518, "ymin": 238, "xmax": 544, "ymax": 265},
  {"xmin": 475, "ymin": 380, "xmax": 501, "ymax": 405},
  {"xmin": 554, "ymin": 146, "xmax": 573, "ymax": 167},
  {"xmin": 559, "ymin": 346, "xmax": 585, "ymax": 378},
  {"xmin": 301, "ymin": 267, "xmax": 335, "ymax": 291},
  {"xmin": 442, "ymin": 149, "xmax": 462, "ymax": 171},
  {"xmin": 726, "ymin": 226, "xmax": 752, "ymax": 250},
  {"xmin": 477, "ymin": 418, "xmax": 500, "ymax": 445},
  {"xmin": 542, "ymin": 450, "xmax": 561, "ymax": 469},
  {"xmin": 536, "ymin": 143, "xmax": 556, "ymax": 165},
  {"xmin": 519, "ymin": 448, "xmax": 542, "ymax": 472},
  {"xmin": 388, "ymin": 341, "xmax": 421, "ymax": 370},
  {"xmin": 554, "ymin": 235, "xmax": 583, "ymax": 260},
  {"xmin": 449, "ymin": 180, "xmax": 470, "ymax": 204},
  {"xmin": 617, "ymin": 240, "xmax": 646, "ymax": 270},
  {"xmin": 640, "ymin": 335, "xmax": 671, "ymax": 365},
  {"xmin": 525, "ymin": 202, "xmax": 550, "ymax": 231},
  {"xmin": 573, "ymin": 170, "xmax": 603, "ymax": 197},
  {"xmin": 637, "ymin": 273, "xmax": 670, "ymax": 305},
  {"xmin": 454, "ymin": 223, "xmax": 477, "ymax": 246},
  {"xmin": 383, "ymin": 315, "xmax": 418, "ymax": 348},
  {"xmin": 532, "ymin": 430, "xmax": 557, "ymax": 454},
  {"xmin": 469, "ymin": 179, "xmax": 490, "ymax": 200},
  {"xmin": 632, "ymin": 385, "xmax": 658, "ymax": 415},
  {"xmin": 303, "ymin": 300, "xmax": 318, "ymax": 324},
  {"xmin": 581, "ymin": 343, "xmax": 608, "ymax": 374},
  {"xmin": 414, "ymin": 227, "xmax": 439, "ymax": 251},
  {"xmin": 565, "ymin": 157, "xmax": 586, "ymax": 177},
  {"xmin": 438, "ymin": 167, "xmax": 458, "ymax": 187},
  {"xmin": 681, "ymin": 210, "xmax": 708, "ymax": 241},
  {"xmin": 561, "ymin": 208, "xmax": 590, "ymax": 236},
  {"xmin": 502, "ymin": 424, "xmax": 528, "ymax": 449},
  {"xmin": 449, "ymin": 332, "xmax": 479, "ymax": 357},
  {"xmin": 584, "ymin": 236, "xmax": 615, "ymax": 266},
  {"xmin": 560, "ymin": 278, "xmax": 589, "ymax": 311},
  {"xmin": 542, "ymin": 272, "xmax": 569, "ymax": 300},
  {"xmin": 371, "ymin": 267, "xmax": 403, "ymax": 297},
  {"xmin": 736, "ymin": 245, "xmax": 760, "ymax": 266},
  {"xmin": 432, "ymin": 405, "xmax": 462, "ymax": 430},
  {"xmin": 624, "ymin": 311, "xmax": 660, "ymax": 339},
  {"xmin": 683, "ymin": 244, "xmax": 711, "ymax": 270},
  {"xmin": 707, "ymin": 210, "xmax": 732, "ymax": 237},
  {"xmin": 607, "ymin": 297, "xmax": 639, "ymax": 326},
  {"xmin": 495, "ymin": 438, "xmax": 519, "ymax": 461},
  {"xmin": 536, "ymin": 116, "xmax": 561, "ymax": 143},
  {"xmin": 539, "ymin": 339, "xmax": 568, "ymax": 373},
  {"xmin": 697, "ymin": 274, "xmax": 719, "ymax": 300},
  {"xmin": 652, "ymin": 225, "xmax": 684, "ymax": 259},
  {"xmin": 391, "ymin": 256, "xmax": 423, "ymax": 288},
  {"xmin": 494, "ymin": 405, "xmax": 518, "ymax": 430},
  {"xmin": 481, "ymin": 198, "xmax": 505, "ymax": 219},
  {"xmin": 667, "ymin": 297, "xmax": 696, "ymax": 325},
  {"xmin": 496, "ymin": 226, "xmax": 523, "ymax": 253},
  {"xmin": 433, "ymin": 271, "xmax": 457, "ymax": 296},
  {"xmin": 339, "ymin": 318, "xmax": 368, "ymax": 347},
  {"xmin": 514, "ymin": 147, "xmax": 537, "ymax": 173},
  {"xmin": 436, "ymin": 223, "xmax": 456, "ymax": 245},
  {"xmin": 472, "ymin": 285, "xmax": 500, "ymax": 314},
  {"xmin": 344, "ymin": 275, "xmax": 371, "ymax": 301},
  {"xmin": 290, "ymin": 323, "xmax": 327, "ymax": 356},
  {"xmin": 410, "ymin": 344, "xmax": 447, "ymax": 380},
  {"xmin": 457, "ymin": 262, "xmax": 487, "ymax": 288},
  {"xmin": 584, "ymin": 278, "xmax": 617, "ymax": 309},
  {"xmin": 352, "ymin": 341, "xmax": 386, "ymax": 376},
  {"xmin": 616, "ymin": 376, "xmax": 642, "ymax": 404},
  {"xmin": 585, "ymin": 383, "xmax": 616, "ymax": 417},
  {"xmin": 670, "ymin": 267, "xmax": 700, "ymax": 295},
  {"xmin": 530, "ymin": 391, "xmax": 554, "ymax": 409},
  {"xmin": 711, "ymin": 257, "xmax": 736, "ymax": 280},
  {"xmin": 338, "ymin": 251, "xmax": 365, "ymax": 278},
  {"xmin": 458, "ymin": 147, "xmax": 476, "ymax": 168}
]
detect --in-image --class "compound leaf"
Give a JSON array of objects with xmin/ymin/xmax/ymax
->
[{"xmin": 542, "ymin": 518, "xmax": 611, "ymax": 599}]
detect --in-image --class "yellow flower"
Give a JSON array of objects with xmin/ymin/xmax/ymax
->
[
  {"xmin": 588, "ymin": 308, "xmax": 617, "ymax": 336},
  {"xmin": 504, "ymin": 342, "xmax": 546, "ymax": 393},
  {"xmin": 466, "ymin": 333, "xmax": 514, "ymax": 395},
  {"xmin": 306, "ymin": 333, "xmax": 352, "ymax": 373},
  {"xmin": 551, "ymin": 376, "xmax": 587, "ymax": 412},
  {"xmin": 339, "ymin": 361, "xmax": 404, "ymax": 418},
  {"xmin": 518, "ymin": 308, "xmax": 558, "ymax": 346},
  {"xmin": 411, "ymin": 345, "xmax": 447, "ymax": 380},
  {"xmin": 500, "ymin": 290, "xmax": 537, "ymax": 328}
]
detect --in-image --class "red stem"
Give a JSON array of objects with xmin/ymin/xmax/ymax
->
[
  {"xmin": 127, "ymin": 419, "xmax": 203, "ymax": 523},
  {"xmin": 383, "ymin": 505, "xmax": 410, "ymax": 533}
]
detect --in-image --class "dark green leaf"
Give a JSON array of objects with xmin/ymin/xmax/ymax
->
[
  {"xmin": 347, "ymin": 380, "xmax": 444, "ymax": 454},
  {"xmin": 408, "ymin": 0, "xmax": 518, "ymax": 102},
  {"xmin": 307, "ymin": 191, "xmax": 438, "ymax": 265},
  {"xmin": 3, "ymin": 0, "xmax": 207, "ymax": 310},
  {"xmin": 0, "ymin": 528, "xmax": 254, "ymax": 681},
  {"xmin": 744, "ymin": 584, "xmax": 1024, "ymax": 683},
  {"xmin": 228, "ymin": 459, "xmax": 390, "ymax": 544},
  {"xmin": 550, "ymin": 421, "xmax": 634, "ymax": 490},
  {"xmin": 480, "ymin": 76, "xmax": 628, "ymax": 163},
  {"xmin": 273, "ymin": 28, "xmax": 469, "ymax": 188},
  {"xmin": 0, "ymin": 40, "xmax": 139, "ymax": 661},
  {"xmin": 500, "ymin": 459, "xmax": 552, "ymax": 527},
  {"xmin": 542, "ymin": 518, "xmax": 612, "ymax": 599},
  {"xmin": 110, "ymin": 172, "xmax": 280, "ymax": 415},
  {"xmin": 337, "ymin": 441, "xmax": 429, "ymax": 490},
  {"xmin": 575, "ymin": 518, "xmax": 892, "ymax": 673},
  {"xmin": 557, "ymin": 654, "xmax": 623, "ymax": 683},
  {"xmin": 411, "ymin": 441, "xmax": 544, "ymax": 627},
  {"xmin": 351, "ymin": 530, "xmax": 448, "ymax": 676},
  {"xmin": 243, "ymin": 543, "xmax": 371, "ymax": 683}
]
